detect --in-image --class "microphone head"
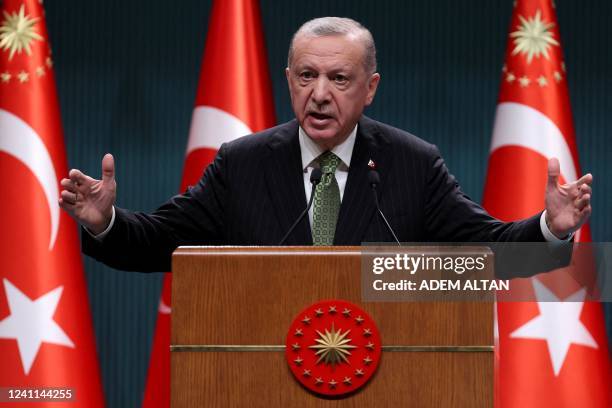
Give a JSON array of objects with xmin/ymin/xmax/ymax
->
[
  {"xmin": 310, "ymin": 168, "xmax": 323, "ymax": 184},
  {"xmin": 368, "ymin": 169, "xmax": 380, "ymax": 186}
]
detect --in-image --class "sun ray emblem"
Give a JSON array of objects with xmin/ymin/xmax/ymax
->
[
  {"xmin": 0, "ymin": 4, "xmax": 43, "ymax": 60},
  {"xmin": 309, "ymin": 323, "xmax": 357, "ymax": 366},
  {"xmin": 509, "ymin": 9, "xmax": 559, "ymax": 63}
]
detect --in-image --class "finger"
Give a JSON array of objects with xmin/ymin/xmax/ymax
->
[
  {"xmin": 60, "ymin": 178, "xmax": 78, "ymax": 193},
  {"xmin": 577, "ymin": 204, "xmax": 592, "ymax": 223},
  {"xmin": 579, "ymin": 183, "xmax": 592, "ymax": 196},
  {"xmin": 575, "ymin": 194, "xmax": 591, "ymax": 211},
  {"xmin": 101, "ymin": 153, "xmax": 115, "ymax": 183},
  {"xmin": 68, "ymin": 168, "xmax": 94, "ymax": 187},
  {"xmin": 58, "ymin": 197, "xmax": 76, "ymax": 212},
  {"xmin": 581, "ymin": 205, "xmax": 592, "ymax": 218},
  {"xmin": 60, "ymin": 190, "xmax": 78, "ymax": 205},
  {"xmin": 547, "ymin": 158, "xmax": 560, "ymax": 189},
  {"xmin": 576, "ymin": 173, "xmax": 593, "ymax": 187}
]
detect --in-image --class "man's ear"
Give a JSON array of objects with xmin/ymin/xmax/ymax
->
[{"xmin": 365, "ymin": 73, "xmax": 381, "ymax": 106}]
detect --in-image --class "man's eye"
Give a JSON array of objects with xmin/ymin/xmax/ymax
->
[
  {"xmin": 334, "ymin": 75, "xmax": 348, "ymax": 84},
  {"xmin": 300, "ymin": 71, "xmax": 315, "ymax": 80}
]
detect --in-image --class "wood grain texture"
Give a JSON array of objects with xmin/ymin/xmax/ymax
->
[
  {"xmin": 171, "ymin": 247, "xmax": 493, "ymax": 406},
  {"xmin": 171, "ymin": 352, "xmax": 492, "ymax": 407}
]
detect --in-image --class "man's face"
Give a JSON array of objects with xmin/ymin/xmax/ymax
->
[{"xmin": 286, "ymin": 34, "xmax": 380, "ymax": 150}]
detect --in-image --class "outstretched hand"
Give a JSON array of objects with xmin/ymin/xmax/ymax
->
[
  {"xmin": 59, "ymin": 153, "xmax": 117, "ymax": 234},
  {"xmin": 545, "ymin": 158, "xmax": 592, "ymax": 239}
]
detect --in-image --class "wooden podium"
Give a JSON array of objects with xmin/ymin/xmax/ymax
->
[{"xmin": 170, "ymin": 247, "xmax": 493, "ymax": 407}]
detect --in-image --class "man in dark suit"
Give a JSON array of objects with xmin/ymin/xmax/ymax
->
[{"xmin": 58, "ymin": 17, "xmax": 593, "ymax": 272}]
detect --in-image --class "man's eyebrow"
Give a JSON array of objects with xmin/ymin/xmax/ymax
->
[{"xmin": 293, "ymin": 63, "xmax": 315, "ymax": 70}]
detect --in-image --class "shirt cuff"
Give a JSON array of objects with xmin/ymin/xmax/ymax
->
[
  {"xmin": 540, "ymin": 210, "xmax": 574, "ymax": 242},
  {"xmin": 84, "ymin": 206, "xmax": 116, "ymax": 240}
]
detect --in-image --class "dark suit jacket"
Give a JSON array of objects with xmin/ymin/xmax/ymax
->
[{"xmin": 82, "ymin": 116, "xmax": 544, "ymax": 272}]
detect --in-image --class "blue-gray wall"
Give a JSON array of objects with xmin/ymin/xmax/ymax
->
[{"xmin": 44, "ymin": 1, "xmax": 611, "ymax": 406}]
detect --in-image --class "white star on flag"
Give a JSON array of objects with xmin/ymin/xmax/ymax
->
[
  {"xmin": 510, "ymin": 279, "xmax": 598, "ymax": 376},
  {"xmin": 0, "ymin": 278, "xmax": 74, "ymax": 375}
]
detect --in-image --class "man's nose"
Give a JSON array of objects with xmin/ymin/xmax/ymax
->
[{"xmin": 311, "ymin": 77, "xmax": 331, "ymax": 104}]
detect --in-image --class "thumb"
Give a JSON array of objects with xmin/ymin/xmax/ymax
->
[
  {"xmin": 101, "ymin": 153, "xmax": 115, "ymax": 183},
  {"xmin": 547, "ymin": 157, "xmax": 560, "ymax": 190}
]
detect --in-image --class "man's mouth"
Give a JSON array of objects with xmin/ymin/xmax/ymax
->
[{"xmin": 308, "ymin": 112, "xmax": 332, "ymax": 120}]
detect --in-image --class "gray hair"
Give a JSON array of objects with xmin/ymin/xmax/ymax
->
[{"xmin": 287, "ymin": 17, "xmax": 377, "ymax": 74}]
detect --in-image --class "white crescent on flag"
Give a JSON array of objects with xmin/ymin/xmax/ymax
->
[
  {"xmin": 0, "ymin": 108, "xmax": 59, "ymax": 250},
  {"xmin": 186, "ymin": 106, "xmax": 253, "ymax": 155},
  {"xmin": 158, "ymin": 299, "xmax": 171, "ymax": 315},
  {"xmin": 490, "ymin": 102, "xmax": 577, "ymax": 182}
]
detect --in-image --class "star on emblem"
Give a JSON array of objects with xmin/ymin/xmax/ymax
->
[
  {"xmin": 553, "ymin": 71, "xmax": 562, "ymax": 83},
  {"xmin": 301, "ymin": 316, "xmax": 311, "ymax": 325},
  {"xmin": 35, "ymin": 66, "xmax": 45, "ymax": 77},
  {"xmin": 537, "ymin": 75, "xmax": 548, "ymax": 87},
  {"xmin": 328, "ymin": 379, "xmax": 337, "ymax": 388},
  {"xmin": 518, "ymin": 75, "xmax": 530, "ymax": 88},
  {"xmin": 355, "ymin": 368, "xmax": 365, "ymax": 377},
  {"xmin": 309, "ymin": 324, "xmax": 357, "ymax": 366},
  {"xmin": 328, "ymin": 305, "xmax": 337, "ymax": 314},
  {"xmin": 0, "ymin": 71, "xmax": 10, "ymax": 83},
  {"xmin": 363, "ymin": 328, "xmax": 372, "ymax": 337},
  {"xmin": 291, "ymin": 342, "xmax": 300, "ymax": 351},
  {"xmin": 342, "ymin": 308, "xmax": 351, "ymax": 317},
  {"xmin": 355, "ymin": 315, "xmax": 364, "ymax": 324},
  {"xmin": 510, "ymin": 9, "xmax": 559, "ymax": 63},
  {"xmin": 363, "ymin": 356, "xmax": 373, "ymax": 365},
  {"xmin": 0, "ymin": 279, "xmax": 74, "ymax": 375},
  {"xmin": 343, "ymin": 376, "xmax": 352, "ymax": 385},
  {"xmin": 45, "ymin": 56, "xmax": 52, "ymax": 68},
  {"xmin": 0, "ymin": 5, "xmax": 44, "ymax": 60},
  {"xmin": 506, "ymin": 72, "xmax": 516, "ymax": 83},
  {"xmin": 365, "ymin": 341, "xmax": 375, "ymax": 350},
  {"xmin": 17, "ymin": 70, "xmax": 28, "ymax": 83},
  {"xmin": 314, "ymin": 308, "xmax": 324, "ymax": 317},
  {"xmin": 315, "ymin": 377, "xmax": 324, "ymax": 385},
  {"xmin": 294, "ymin": 328, "xmax": 303, "ymax": 337},
  {"xmin": 294, "ymin": 356, "xmax": 303, "ymax": 366},
  {"xmin": 302, "ymin": 369, "xmax": 311, "ymax": 377}
]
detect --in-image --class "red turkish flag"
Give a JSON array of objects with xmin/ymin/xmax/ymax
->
[
  {"xmin": 142, "ymin": 1, "xmax": 275, "ymax": 406},
  {"xmin": 483, "ymin": 1, "xmax": 611, "ymax": 406},
  {"xmin": 0, "ymin": 0, "xmax": 105, "ymax": 405}
]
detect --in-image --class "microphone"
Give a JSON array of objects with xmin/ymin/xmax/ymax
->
[
  {"xmin": 278, "ymin": 168, "xmax": 323, "ymax": 245},
  {"xmin": 368, "ymin": 170, "xmax": 401, "ymax": 246}
]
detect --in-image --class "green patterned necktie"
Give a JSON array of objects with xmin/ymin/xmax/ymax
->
[{"xmin": 312, "ymin": 151, "xmax": 341, "ymax": 245}]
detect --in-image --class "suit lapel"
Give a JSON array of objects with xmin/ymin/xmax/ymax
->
[
  {"xmin": 264, "ymin": 120, "xmax": 313, "ymax": 245},
  {"xmin": 334, "ymin": 116, "xmax": 392, "ymax": 244}
]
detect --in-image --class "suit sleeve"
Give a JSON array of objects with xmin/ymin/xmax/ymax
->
[
  {"xmin": 423, "ymin": 145, "xmax": 544, "ymax": 242},
  {"xmin": 81, "ymin": 144, "xmax": 230, "ymax": 272}
]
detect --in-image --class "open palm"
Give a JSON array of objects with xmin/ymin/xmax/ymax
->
[
  {"xmin": 59, "ymin": 154, "xmax": 116, "ymax": 234},
  {"xmin": 545, "ymin": 158, "xmax": 592, "ymax": 238}
]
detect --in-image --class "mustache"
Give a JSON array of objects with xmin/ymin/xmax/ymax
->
[{"xmin": 306, "ymin": 107, "xmax": 334, "ymax": 116}]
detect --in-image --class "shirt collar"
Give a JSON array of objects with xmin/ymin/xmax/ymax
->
[{"xmin": 299, "ymin": 124, "xmax": 358, "ymax": 171}]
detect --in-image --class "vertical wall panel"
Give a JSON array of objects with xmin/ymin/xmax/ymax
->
[{"xmin": 39, "ymin": 1, "xmax": 610, "ymax": 405}]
